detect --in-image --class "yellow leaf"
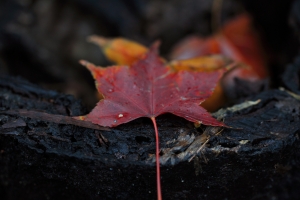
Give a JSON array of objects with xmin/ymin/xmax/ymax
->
[
  {"xmin": 169, "ymin": 55, "xmax": 231, "ymax": 72},
  {"xmin": 88, "ymin": 36, "xmax": 148, "ymax": 65}
]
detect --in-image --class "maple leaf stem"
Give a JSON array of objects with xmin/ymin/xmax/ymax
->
[{"xmin": 151, "ymin": 117, "xmax": 162, "ymax": 200}]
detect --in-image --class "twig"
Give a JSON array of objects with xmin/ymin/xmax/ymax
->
[
  {"xmin": 95, "ymin": 131, "xmax": 109, "ymax": 147},
  {"xmin": 188, "ymin": 135, "xmax": 210, "ymax": 162}
]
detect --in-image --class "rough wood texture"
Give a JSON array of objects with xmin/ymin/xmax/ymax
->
[
  {"xmin": 1, "ymin": 65, "xmax": 300, "ymax": 200},
  {"xmin": 1, "ymin": 0, "xmax": 300, "ymax": 199}
]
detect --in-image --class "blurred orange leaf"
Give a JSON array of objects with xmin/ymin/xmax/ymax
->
[
  {"xmin": 88, "ymin": 36, "xmax": 148, "ymax": 65},
  {"xmin": 170, "ymin": 13, "xmax": 268, "ymax": 79}
]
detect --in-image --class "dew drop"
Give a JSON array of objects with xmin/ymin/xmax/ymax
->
[
  {"xmin": 108, "ymin": 89, "xmax": 113, "ymax": 92},
  {"xmin": 114, "ymin": 120, "xmax": 117, "ymax": 123},
  {"xmin": 118, "ymin": 114, "xmax": 123, "ymax": 118}
]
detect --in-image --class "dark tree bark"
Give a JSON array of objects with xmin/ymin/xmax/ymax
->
[{"xmin": 1, "ymin": 68, "xmax": 300, "ymax": 200}]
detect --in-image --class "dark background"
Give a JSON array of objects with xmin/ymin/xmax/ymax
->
[{"xmin": 0, "ymin": 0, "xmax": 299, "ymax": 109}]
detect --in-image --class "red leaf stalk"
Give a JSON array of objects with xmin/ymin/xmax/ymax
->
[{"xmin": 151, "ymin": 117, "xmax": 162, "ymax": 200}]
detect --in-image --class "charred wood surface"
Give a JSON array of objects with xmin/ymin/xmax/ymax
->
[{"xmin": 0, "ymin": 74, "xmax": 300, "ymax": 200}]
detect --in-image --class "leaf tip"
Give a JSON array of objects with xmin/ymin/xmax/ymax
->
[
  {"xmin": 87, "ymin": 35, "xmax": 108, "ymax": 47},
  {"xmin": 79, "ymin": 60, "xmax": 98, "ymax": 71},
  {"xmin": 79, "ymin": 59, "xmax": 89, "ymax": 66}
]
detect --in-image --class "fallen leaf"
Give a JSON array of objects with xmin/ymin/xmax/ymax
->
[
  {"xmin": 200, "ymin": 82, "xmax": 226, "ymax": 112},
  {"xmin": 79, "ymin": 44, "xmax": 225, "ymax": 127},
  {"xmin": 79, "ymin": 44, "xmax": 226, "ymax": 200},
  {"xmin": 170, "ymin": 36, "xmax": 220, "ymax": 60},
  {"xmin": 88, "ymin": 35, "xmax": 148, "ymax": 65},
  {"xmin": 90, "ymin": 36, "xmax": 232, "ymax": 111},
  {"xmin": 170, "ymin": 14, "xmax": 267, "ymax": 78},
  {"xmin": 169, "ymin": 55, "xmax": 231, "ymax": 72},
  {"xmin": 219, "ymin": 14, "xmax": 267, "ymax": 78}
]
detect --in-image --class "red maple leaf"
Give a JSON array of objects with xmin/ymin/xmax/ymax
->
[{"xmin": 79, "ymin": 44, "xmax": 225, "ymax": 200}]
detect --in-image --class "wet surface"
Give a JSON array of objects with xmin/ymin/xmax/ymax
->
[{"xmin": 1, "ymin": 71, "xmax": 300, "ymax": 199}]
